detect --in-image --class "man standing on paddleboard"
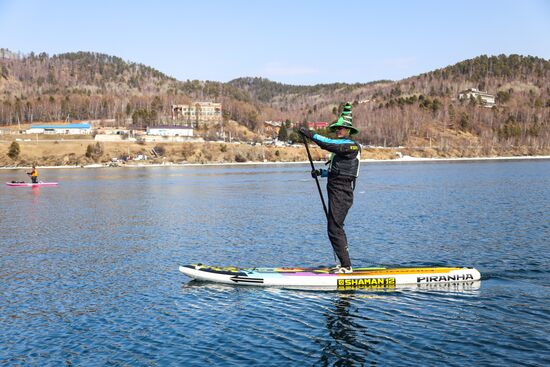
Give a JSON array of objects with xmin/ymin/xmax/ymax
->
[
  {"xmin": 27, "ymin": 165, "xmax": 39, "ymax": 184},
  {"xmin": 299, "ymin": 102, "xmax": 361, "ymax": 274}
]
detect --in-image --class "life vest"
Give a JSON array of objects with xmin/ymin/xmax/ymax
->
[
  {"xmin": 310, "ymin": 133, "xmax": 361, "ymax": 178},
  {"xmin": 328, "ymin": 147, "xmax": 360, "ymax": 178}
]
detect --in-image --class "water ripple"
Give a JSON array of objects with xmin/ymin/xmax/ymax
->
[{"xmin": 1, "ymin": 161, "xmax": 549, "ymax": 366}]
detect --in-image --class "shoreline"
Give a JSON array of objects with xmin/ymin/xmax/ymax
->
[{"xmin": 1, "ymin": 155, "xmax": 549, "ymax": 170}]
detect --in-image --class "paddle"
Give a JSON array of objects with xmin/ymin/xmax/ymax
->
[
  {"xmin": 303, "ymin": 136, "xmax": 337, "ymax": 263},
  {"xmin": 302, "ymin": 136, "xmax": 328, "ymax": 219}
]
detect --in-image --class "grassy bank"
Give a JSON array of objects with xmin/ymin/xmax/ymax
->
[
  {"xmin": 0, "ymin": 139, "xmax": 328, "ymax": 167},
  {"xmin": 1, "ymin": 136, "xmax": 549, "ymax": 168}
]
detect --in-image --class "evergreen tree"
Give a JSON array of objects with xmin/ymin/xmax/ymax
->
[
  {"xmin": 448, "ymin": 104, "xmax": 455, "ymax": 124},
  {"xmin": 460, "ymin": 112, "xmax": 469, "ymax": 131},
  {"xmin": 8, "ymin": 141, "xmax": 20, "ymax": 160},
  {"xmin": 288, "ymin": 131, "xmax": 300, "ymax": 144},
  {"xmin": 195, "ymin": 103, "xmax": 201, "ymax": 127},
  {"xmin": 85, "ymin": 142, "xmax": 104, "ymax": 160},
  {"xmin": 151, "ymin": 96, "xmax": 163, "ymax": 112},
  {"xmin": 278, "ymin": 124, "xmax": 288, "ymax": 141},
  {"xmin": 1, "ymin": 65, "xmax": 8, "ymax": 78}
]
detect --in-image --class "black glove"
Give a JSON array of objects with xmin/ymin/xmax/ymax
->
[
  {"xmin": 311, "ymin": 169, "xmax": 322, "ymax": 178},
  {"xmin": 299, "ymin": 127, "xmax": 313, "ymax": 139}
]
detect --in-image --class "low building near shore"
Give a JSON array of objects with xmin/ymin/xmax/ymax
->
[
  {"xmin": 141, "ymin": 125, "xmax": 203, "ymax": 142},
  {"xmin": 94, "ymin": 127, "xmax": 133, "ymax": 141},
  {"xmin": 26, "ymin": 123, "xmax": 92, "ymax": 135},
  {"xmin": 307, "ymin": 121, "xmax": 328, "ymax": 129},
  {"xmin": 263, "ymin": 121, "xmax": 283, "ymax": 137},
  {"xmin": 95, "ymin": 127, "xmax": 130, "ymax": 135},
  {"xmin": 147, "ymin": 125, "xmax": 194, "ymax": 137}
]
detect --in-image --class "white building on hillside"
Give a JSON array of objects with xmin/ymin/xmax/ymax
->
[
  {"xmin": 171, "ymin": 102, "xmax": 222, "ymax": 125},
  {"xmin": 458, "ymin": 88, "xmax": 496, "ymax": 107}
]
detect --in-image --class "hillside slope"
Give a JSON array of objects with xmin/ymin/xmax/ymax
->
[{"xmin": 1, "ymin": 50, "xmax": 549, "ymax": 155}]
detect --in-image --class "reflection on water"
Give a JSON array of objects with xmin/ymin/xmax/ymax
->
[
  {"xmin": 321, "ymin": 294, "xmax": 376, "ymax": 366},
  {"xmin": 0, "ymin": 160, "xmax": 549, "ymax": 366}
]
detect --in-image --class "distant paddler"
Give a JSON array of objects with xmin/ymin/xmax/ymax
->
[{"xmin": 27, "ymin": 164, "xmax": 39, "ymax": 183}]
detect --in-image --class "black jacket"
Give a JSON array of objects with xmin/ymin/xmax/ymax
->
[{"xmin": 307, "ymin": 133, "xmax": 361, "ymax": 178}]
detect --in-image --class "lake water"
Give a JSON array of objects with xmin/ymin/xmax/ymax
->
[{"xmin": 1, "ymin": 160, "xmax": 549, "ymax": 366}]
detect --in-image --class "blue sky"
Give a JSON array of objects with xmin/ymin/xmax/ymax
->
[{"xmin": 0, "ymin": 0, "xmax": 549, "ymax": 85}]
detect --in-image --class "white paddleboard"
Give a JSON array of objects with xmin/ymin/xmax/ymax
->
[{"xmin": 179, "ymin": 264, "xmax": 481, "ymax": 290}]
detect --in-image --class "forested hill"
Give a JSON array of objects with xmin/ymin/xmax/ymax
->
[
  {"xmin": 0, "ymin": 49, "xmax": 255, "ymax": 127},
  {"xmin": 423, "ymin": 54, "xmax": 549, "ymax": 85},
  {"xmin": 344, "ymin": 54, "xmax": 550, "ymax": 154},
  {"xmin": 233, "ymin": 55, "xmax": 550, "ymax": 156},
  {"xmin": 228, "ymin": 77, "xmax": 390, "ymax": 102},
  {"xmin": 1, "ymin": 50, "xmax": 176, "ymax": 94},
  {"xmin": 1, "ymin": 50, "xmax": 549, "ymax": 155}
]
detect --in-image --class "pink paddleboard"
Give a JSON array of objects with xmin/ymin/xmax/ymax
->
[{"xmin": 5, "ymin": 182, "xmax": 58, "ymax": 187}]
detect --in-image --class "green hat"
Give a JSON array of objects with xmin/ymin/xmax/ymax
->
[{"xmin": 329, "ymin": 102, "xmax": 359, "ymax": 135}]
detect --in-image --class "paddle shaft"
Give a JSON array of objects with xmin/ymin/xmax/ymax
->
[
  {"xmin": 303, "ymin": 137, "xmax": 328, "ymax": 219},
  {"xmin": 303, "ymin": 136, "xmax": 338, "ymax": 263}
]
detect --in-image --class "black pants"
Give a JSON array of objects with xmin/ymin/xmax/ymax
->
[
  {"xmin": 327, "ymin": 175, "xmax": 355, "ymax": 267},
  {"xmin": 31, "ymin": 176, "xmax": 38, "ymax": 183}
]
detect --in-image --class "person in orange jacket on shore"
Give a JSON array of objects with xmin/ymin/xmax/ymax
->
[{"xmin": 27, "ymin": 165, "xmax": 38, "ymax": 183}]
